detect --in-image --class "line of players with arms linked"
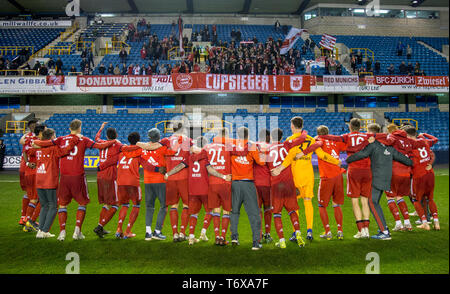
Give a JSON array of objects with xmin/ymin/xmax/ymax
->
[{"xmin": 17, "ymin": 115, "xmax": 439, "ymax": 249}]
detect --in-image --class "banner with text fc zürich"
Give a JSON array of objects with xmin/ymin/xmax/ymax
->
[{"xmin": 171, "ymin": 73, "xmax": 311, "ymax": 93}]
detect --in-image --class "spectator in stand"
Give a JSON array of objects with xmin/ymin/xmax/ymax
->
[
  {"xmin": 356, "ymin": 50, "xmax": 363, "ymax": 65},
  {"xmin": 358, "ymin": 66, "xmax": 367, "ymax": 78},
  {"xmin": 140, "ymin": 64, "xmax": 147, "ymax": 75},
  {"xmin": 119, "ymin": 48, "xmax": 128, "ymax": 64},
  {"xmin": 39, "ymin": 64, "xmax": 48, "ymax": 76},
  {"xmin": 87, "ymin": 49, "xmax": 94, "ymax": 68},
  {"xmin": 387, "ymin": 64, "xmax": 395, "ymax": 75},
  {"xmin": 128, "ymin": 64, "xmax": 134, "ymax": 75},
  {"xmin": 328, "ymin": 60, "xmax": 337, "ymax": 75},
  {"xmin": 121, "ymin": 63, "xmax": 127, "ymax": 75},
  {"xmin": 365, "ymin": 59, "xmax": 372, "ymax": 72},
  {"xmin": 55, "ymin": 67, "xmax": 63, "ymax": 75},
  {"xmin": 133, "ymin": 64, "xmax": 141, "ymax": 75},
  {"xmin": 374, "ymin": 60, "xmax": 381, "ymax": 75},
  {"xmin": 407, "ymin": 62, "xmax": 414, "ymax": 75},
  {"xmin": 396, "ymin": 41, "xmax": 405, "ymax": 56},
  {"xmin": 33, "ymin": 61, "xmax": 42, "ymax": 73},
  {"xmin": 80, "ymin": 58, "xmax": 87, "ymax": 71},
  {"xmin": 399, "ymin": 61, "xmax": 407, "ymax": 75},
  {"xmin": 236, "ymin": 29, "xmax": 242, "ymax": 42},
  {"xmin": 159, "ymin": 64, "xmax": 168, "ymax": 75},
  {"xmin": 83, "ymin": 64, "xmax": 91, "ymax": 75},
  {"xmin": 98, "ymin": 63, "xmax": 106, "ymax": 75},
  {"xmin": 141, "ymin": 46, "xmax": 147, "ymax": 60},
  {"xmin": 406, "ymin": 45, "xmax": 412, "ymax": 59},
  {"xmin": 336, "ymin": 63, "xmax": 343, "ymax": 75},
  {"xmin": 107, "ymin": 63, "xmax": 114, "ymax": 75},
  {"xmin": 231, "ymin": 29, "xmax": 236, "ymax": 42},
  {"xmin": 56, "ymin": 58, "xmax": 63, "ymax": 72},
  {"xmin": 70, "ymin": 65, "xmax": 77, "ymax": 74},
  {"xmin": 351, "ymin": 55, "xmax": 357, "ymax": 73},
  {"xmin": 414, "ymin": 62, "xmax": 421, "ymax": 72},
  {"xmin": 48, "ymin": 66, "xmax": 56, "ymax": 75},
  {"xmin": 47, "ymin": 58, "xmax": 55, "ymax": 69},
  {"xmin": 420, "ymin": 70, "xmax": 426, "ymax": 76},
  {"xmin": 274, "ymin": 20, "xmax": 281, "ymax": 32}
]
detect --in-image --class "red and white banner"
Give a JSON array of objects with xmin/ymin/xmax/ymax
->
[
  {"xmin": 172, "ymin": 73, "xmax": 310, "ymax": 93},
  {"xmin": 319, "ymin": 33, "xmax": 337, "ymax": 50},
  {"xmin": 77, "ymin": 75, "xmax": 152, "ymax": 87},
  {"xmin": 46, "ymin": 75, "xmax": 65, "ymax": 86},
  {"xmin": 323, "ymin": 75, "xmax": 359, "ymax": 87},
  {"xmin": 374, "ymin": 75, "xmax": 416, "ymax": 85},
  {"xmin": 415, "ymin": 76, "xmax": 449, "ymax": 87},
  {"xmin": 280, "ymin": 27, "xmax": 307, "ymax": 55}
]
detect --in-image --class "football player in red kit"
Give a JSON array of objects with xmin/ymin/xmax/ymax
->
[
  {"xmin": 93, "ymin": 122, "xmax": 140, "ymax": 238},
  {"xmin": 98, "ymin": 132, "xmax": 164, "ymax": 239},
  {"xmin": 384, "ymin": 124, "xmax": 414, "ymax": 231},
  {"xmin": 164, "ymin": 136, "xmax": 232, "ymax": 245},
  {"xmin": 315, "ymin": 126, "xmax": 347, "ymax": 240},
  {"xmin": 22, "ymin": 123, "xmax": 46, "ymax": 232},
  {"xmin": 33, "ymin": 119, "xmax": 115, "ymax": 241},
  {"xmin": 404, "ymin": 127, "xmax": 440, "ymax": 231},
  {"xmin": 18, "ymin": 119, "xmax": 38, "ymax": 226}
]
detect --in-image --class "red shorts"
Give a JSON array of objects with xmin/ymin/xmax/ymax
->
[
  {"xmin": 347, "ymin": 168, "xmax": 372, "ymax": 198},
  {"xmin": 271, "ymin": 180, "xmax": 298, "ymax": 214},
  {"xmin": 97, "ymin": 179, "xmax": 118, "ymax": 205},
  {"xmin": 20, "ymin": 171, "xmax": 27, "ymax": 191},
  {"xmin": 58, "ymin": 174, "xmax": 90, "ymax": 206},
  {"xmin": 166, "ymin": 179, "xmax": 189, "ymax": 206},
  {"xmin": 256, "ymin": 185, "xmax": 271, "ymax": 208},
  {"xmin": 208, "ymin": 184, "xmax": 232, "ymax": 212},
  {"xmin": 386, "ymin": 175, "xmax": 411, "ymax": 197},
  {"xmin": 117, "ymin": 185, "xmax": 142, "ymax": 205},
  {"xmin": 411, "ymin": 172, "xmax": 435, "ymax": 202},
  {"xmin": 189, "ymin": 194, "xmax": 210, "ymax": 215},
  {"xmin": 318, "ymin": 174, "xmax": 344, "ymax": 206},
  {"xmin": 25, "ymin": 174, "xmax": 38, "ymax": 200}
]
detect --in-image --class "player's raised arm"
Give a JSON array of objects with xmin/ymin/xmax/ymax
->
[
  {"xmin": 346, "ymin": 143, "xmax": 374, "ymax": 164},
  {"xmin": 418, "ymin": 133, "xmax": 439, "ymax": 147},
  {"xmin": 95, "ymin": 122, "xmax": 108, "ymax": 141}
]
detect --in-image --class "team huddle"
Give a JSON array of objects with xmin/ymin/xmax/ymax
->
[{"xmin": 17, "ymin": 115, "xmax": 440, "ymax": 249}]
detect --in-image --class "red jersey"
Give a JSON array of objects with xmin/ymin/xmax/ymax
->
[
  {"xmin": 317, "ymin": 138, "xmax": 346, "ymax": 179},
  {"xmin": 253, "ymin": 142, "xmax": 271, "ymax": 187},
  {"xmin": 321, "ymin": 132, "xmax": 371, "ymax": 170},
  {"xmin": 35, "ymin": 134, "xmax": 114, "ymax": 176},
  {"xmin": 203, "ymin": 137, "xmax": 234, "ymax": 186},
  {"xmin": 116, "ymin": 151, "xmax": 157, "ymax": 187},
  {"xmin": 410, "ymin": 138, "xmax": 434, "ymax": 179},
  {"xmin": 187, "ymin": 155, "xmax": 209, "ymax": 196},
  {"xmin": 20, "ymin": 132, "xmax": 35, "ymax": 173},
  {"xmin": 24, "ymin": 135, "xmax": 38, "ymax": 176},
  {"xmin": 163, "ymin": 135, "xmax": 192, "ymax": 181},
  {"xmin": 33, "ymin": 136, "xmax": 80, "ymax": 189},
  {"xmin": 418, "ymin": 133, "xmax": 438, "ymax": 147},
  {"xmin": 389, "ymin": 130, "xmax": 414, "ymax": 177}
]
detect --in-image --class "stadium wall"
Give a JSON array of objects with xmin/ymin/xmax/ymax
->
[{"xmin": 303, "ymin": 14, "xmax": 449, "ymax": 37}]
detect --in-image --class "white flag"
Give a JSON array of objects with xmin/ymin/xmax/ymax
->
[
  {"xmin": 319, "ymin": 33, "xmax": 337, "ymax": 50},
  {"xmin": 178, "ymin": 16, "xmax": 184, "ymax": 57},
  {"xmin": 280, "ymin": 27, "xmax": 307, "ymax": 55}
]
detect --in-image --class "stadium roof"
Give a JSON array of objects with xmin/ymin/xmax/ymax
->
[{"xmin": 0, "ymin": 0, "xmax": 448, "ymax": 15}]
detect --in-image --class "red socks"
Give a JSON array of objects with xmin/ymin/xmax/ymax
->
[
  {"xmin": 189, "ymin": 215, "xmax": 198, "ymax": 235},
  {"xmin": 428, "ymin": 199, "xmax": 439, "ymax": 220},
  {"xmin": 100, "ymin": 206, "xmax": 118, "ymax": 227},
  {"xmin": 76, "ymin": 206, "xmax": 86, "ymax": 229},
  {"xmin": 289, "ymin": 210, "xmax": 300, "ymax": 231},
  {"xmin": 31, "ymin": 202, "xmax": 41, "ymax": 222},
  {"xmin": 221, "ymin": 214, "xmax": 230, "ymax": 239},
  {"xmin": 356, "ymin": 220, "xmax": 364, "ymax": 232},
  {"xmin": 319, "ymin": 205, "xmax": 330, "ymax": 233},
  {"xmin": 212, "ymin": 213, "xmax": 221, "ymax": 237},
  {"xmin": 169, "ymin": 208, "xmax": 179, "ymax": 235},
  {"xmin": 25, "ymin": 202, "xmax": 36, "ymax": 221},
  {"xmin": 273, "ymin": 214, "xmax": 284, "ymax": 239},
  {"xmin": 202, "ymin": 212, "xmax": 212, "ymax": 230},
  {"xmin": 117, "ymin": 205, "xmax": 129, "ymax": 233},
  {"xmin": 21, "ymin": 195, "xmax": 30, "ymax": 218},
  {"xmin": 58, "ymin": 208, "xmax": 67, "ymax": 231},
  {"xmin": 125, "ymin": 205, "xmax": 140, "ymax": 235},
  {"xmin": 180, "ymin": 207, "xmax": 189, "ymax": 235},
  {"xmin": 397, "ymin": 199, "xmax": 410, "ymax": 220},
  {"xmin": 387, "ymin": 199, "xmax": 401, "ymax": 221},
  {"xmin": 333, "ymin": 205, "xmax": 343, "ymax": 232},
  {"xmin": 264, "ymin": 208, "xmax": 272, "ymax": 234}
]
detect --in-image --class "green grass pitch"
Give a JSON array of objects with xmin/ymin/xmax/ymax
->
[{"xmin": 0, "ymin": 169, "xmax": 448, "ymax": 274}]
